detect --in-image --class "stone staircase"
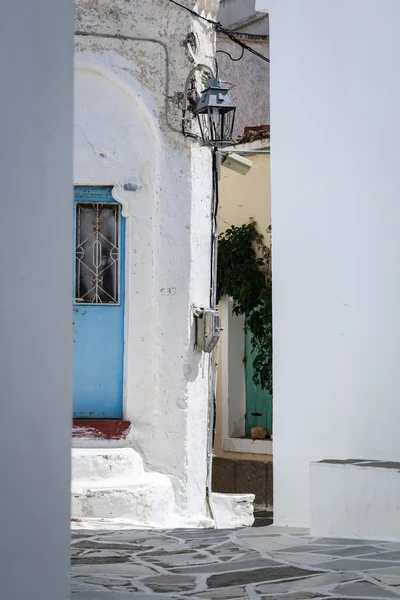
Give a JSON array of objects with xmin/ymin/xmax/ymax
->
[{"xmin": 71, "ymin": 448, "xmax": 182, "ymax": 528}]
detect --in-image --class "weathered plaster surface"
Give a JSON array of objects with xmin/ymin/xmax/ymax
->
[
  {"xmin": 216, "ymin": 37, "xmax": 269, "ymax": 136},
  {"xmin": 219, "ymin": 0, "xmax": 269, "ymax": 34},
  {"xmin": 73, "ymin": 0, "xmax": 218, "ymax": 524},
  {"xmin": 217, "ymin": 0, "xmax": 270, "ymax": 135}
]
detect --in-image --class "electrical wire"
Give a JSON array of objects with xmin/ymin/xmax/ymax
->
[
  {"xmin": 169, "ymin": 0, "xmax": 217, "ymax": 25},
  {"xmin": 221, "ymin": 29, "xmax": 270, "ymax": 63},
  {"xmin": 205, "ymin": 147, "xmax": 220, "ymax": 522},
  {"xmin": 216, "ymin": 47, "xmax": 245, "ymax": 62},
  {"xmin": 168, "ymin": 0, "xmax": 270, "ymax": 64}
]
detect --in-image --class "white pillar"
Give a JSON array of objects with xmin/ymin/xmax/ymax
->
[
  {"xmin": 269, "ymin": 0, "xmax": 400, "ymax": 527},
  {"xmin": 0, "ymin": 1, "xmax": 73, "ymax": 598}
]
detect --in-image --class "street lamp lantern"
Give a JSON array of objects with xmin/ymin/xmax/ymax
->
[{"xmin": 194, "ymin": 78, "xmax": 236, "ymax": 146}]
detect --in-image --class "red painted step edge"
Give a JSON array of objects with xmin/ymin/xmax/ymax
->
[{"xmin": 72, "ymin": 420, "xmax": 131, "ymax": 440}]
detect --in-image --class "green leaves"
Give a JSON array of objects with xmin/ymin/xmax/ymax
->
[{"xmin": 217, "ymin": 222, "xmax": 272, "ymax": 394}]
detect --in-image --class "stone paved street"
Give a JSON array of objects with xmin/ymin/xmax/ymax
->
[{"xmin": 71, "ymin": 521, "xmax": 400, "ymax": 599}]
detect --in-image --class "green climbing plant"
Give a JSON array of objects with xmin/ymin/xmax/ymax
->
[{"xmin": 217, "ymin": 221, "xmax": 272, "ymax": 394}]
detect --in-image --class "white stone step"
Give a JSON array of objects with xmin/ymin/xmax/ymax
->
[
  {"xmin": 72, "ymin": 471, "xmax": 179, "ymax": 527},
  {"xmin": 310, "ymin": 459, "xmax": 400, "ymax": 540},
  {"xmin": 72, "ymin": 448, "xmax": 144, "ymax": 482},
  {"xmin": 210, "ymin": 493, "xmax": 255, "ymax": 528}
]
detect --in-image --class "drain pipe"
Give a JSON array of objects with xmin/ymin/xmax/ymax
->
[{"xmin": 205, "ymin": 148, "xmax": 220, "ymax": 524}]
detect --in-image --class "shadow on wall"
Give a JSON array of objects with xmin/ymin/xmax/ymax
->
[{"xmin": 182, "ymin": 310, "xmax": 202, "ymax": 383}]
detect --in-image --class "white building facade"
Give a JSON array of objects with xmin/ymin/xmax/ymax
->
[
  {"xmin": 258, "ymin": 0, "xmax": 400, "ymax": 537},
  {"xmin": 72, "ymin": 0, "xmax": 219, "ymax": 527}
]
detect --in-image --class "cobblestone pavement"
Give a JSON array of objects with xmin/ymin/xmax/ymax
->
[{"xmin": 71, "ymin": 523, "xmax": 400, "ymax": 599}]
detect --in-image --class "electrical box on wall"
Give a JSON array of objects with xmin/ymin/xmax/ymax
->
[{"xmin": 194, "ymin": 307, "xmax": 221, "ymax": 353}]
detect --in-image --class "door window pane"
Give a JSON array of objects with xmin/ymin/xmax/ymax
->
[{"xmin": 75, "ymin": 203, "xmax": 120, "ymax": 304}]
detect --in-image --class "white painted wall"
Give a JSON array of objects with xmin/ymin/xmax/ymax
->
[
  {"xmin": 0, "ymin": 0, "xmax": 73, "ymax": 598},
  {"xmin": 73, "ymin": 0, "xmax": 216, "ymax": 522},
  {"xmin": 268, "ymin": 0, "xmax": 400, "ymax": 527},
  {"xmin": 310, "ymin": 460, "xmax": 400, "ymax": 540}
]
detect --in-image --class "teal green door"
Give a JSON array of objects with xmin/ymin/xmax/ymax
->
[{"xmin": 245, "ymin": 328, "xmax": 273, "ymax": 436}]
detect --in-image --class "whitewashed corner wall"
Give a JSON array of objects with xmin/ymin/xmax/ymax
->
[
  {"xmin": 73, "ymin": 0, "xmax": 217, "ymax": 520},
  {"xmin": 268, "ymin": 0, "xmax": 400, "ymax": 527}
]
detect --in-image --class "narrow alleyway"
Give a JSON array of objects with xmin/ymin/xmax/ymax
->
[{"xmin": 71, "ymin": 519, "xmax": 400, "ymax": 599}]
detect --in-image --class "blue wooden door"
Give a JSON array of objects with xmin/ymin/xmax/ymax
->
[{"xmin": 73, "ymin": 187, "xmax": 125, "ymax": 419}]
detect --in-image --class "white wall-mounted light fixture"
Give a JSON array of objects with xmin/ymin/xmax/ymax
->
[{"xmin": 221, "ymin": 152, "xmax": 252, "ymax": 175}]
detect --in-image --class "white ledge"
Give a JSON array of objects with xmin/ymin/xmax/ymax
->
[{"xmin": 223, "ymin": 437, "xmax": 273, "ymax": 456}]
